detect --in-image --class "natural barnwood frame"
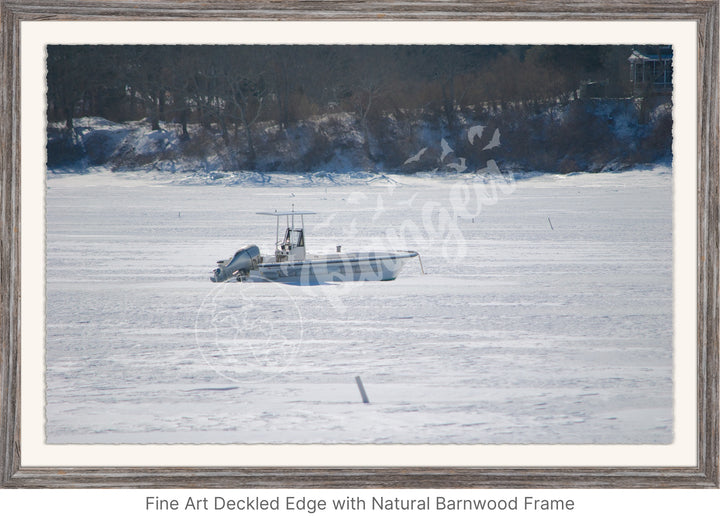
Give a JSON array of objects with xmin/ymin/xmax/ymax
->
[{"xmin": 0, "ymin": 0, "xmax": 717, "ymax": 488}]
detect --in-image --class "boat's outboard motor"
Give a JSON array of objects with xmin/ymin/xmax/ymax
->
[{"xmin": 211, "ymin": 244, "xmax": 261, "ymax": 282}]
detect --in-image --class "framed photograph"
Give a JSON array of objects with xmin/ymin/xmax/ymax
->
[{"xmin": 1, "ymin": 1, "xmax": 717, "ymax": 488}]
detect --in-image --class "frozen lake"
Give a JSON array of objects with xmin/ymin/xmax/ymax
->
[{"xmin": 45, "ymin": 167, "xmax": 673, "ymax": 444}]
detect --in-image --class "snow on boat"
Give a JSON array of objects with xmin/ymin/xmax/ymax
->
[{"xmin": 211, "ymin": 209, "xmax": 419, "ymax": 283}]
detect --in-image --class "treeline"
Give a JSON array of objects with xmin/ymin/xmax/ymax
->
[{"xmin": 47, "ymin": 45, "xmax": 638, "ymax": 169}]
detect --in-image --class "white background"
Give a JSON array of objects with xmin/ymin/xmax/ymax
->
[{"xmin": 2, "ymin": 489, "xmax": 720, "ymax": 523}]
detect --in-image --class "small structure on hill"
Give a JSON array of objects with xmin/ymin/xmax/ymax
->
[{"xmin": 628, "ymin": 46, "xmax": 673, "ymax": 94}]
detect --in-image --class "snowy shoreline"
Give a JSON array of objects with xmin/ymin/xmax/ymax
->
[{"xmin": 47, "ymin": 162, "xmax": 672, "ymax": 189}]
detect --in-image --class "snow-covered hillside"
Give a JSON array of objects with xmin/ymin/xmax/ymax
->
[{"xmin": 47, "ymin": 97, "xmax": 672, "ymax": 178}]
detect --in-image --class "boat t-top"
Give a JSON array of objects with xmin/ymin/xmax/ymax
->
[{"xmin": 211, "ymin": 207, "xmax": 419, "ymax": 283}]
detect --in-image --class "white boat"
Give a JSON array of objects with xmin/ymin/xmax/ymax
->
[{"xmin": 211, "ymin": 209, "xmax": 419, "ymax": 283}]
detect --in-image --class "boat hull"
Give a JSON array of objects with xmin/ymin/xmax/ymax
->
[{"xmin": 249, "ymin": 251, "xmax": 418, "ymax": 284}]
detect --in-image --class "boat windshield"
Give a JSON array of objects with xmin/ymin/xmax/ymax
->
[{"xmin": 283, "ymin": 228, "xmax": 304, "ymax": 248}]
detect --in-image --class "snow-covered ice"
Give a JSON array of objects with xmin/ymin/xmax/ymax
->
[{"xmin": 45, "ymin": 167, "xmax": 673, "ymax": 444}]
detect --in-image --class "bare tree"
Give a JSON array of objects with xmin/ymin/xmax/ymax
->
[{"xmin": 47, "ymin": 46, "xmax": 88, "ymax": 131}]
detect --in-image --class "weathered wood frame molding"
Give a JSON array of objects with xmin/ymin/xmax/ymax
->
[{"xmin": 1, "ymin": 0, "xmax": 717, "ymax": 488}]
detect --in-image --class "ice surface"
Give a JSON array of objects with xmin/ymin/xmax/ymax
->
[{"xmin": 45, "ymin": 167, "xmax": 673, "ymax": 444}]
